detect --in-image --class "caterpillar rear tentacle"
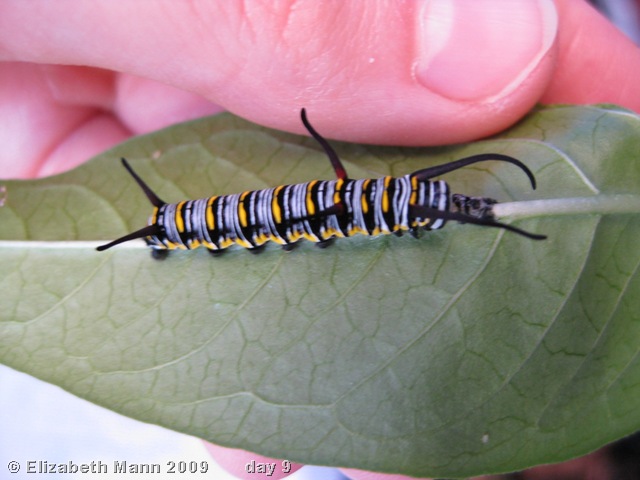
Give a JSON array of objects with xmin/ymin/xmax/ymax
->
[{"xmin": 97, "ymin": 109, "xmax": 546, "ymax": 257}]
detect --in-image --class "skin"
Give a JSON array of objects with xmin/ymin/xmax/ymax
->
[{"xmin": 1, "ymin": 1, "xmax": 639, "ymax": 478}]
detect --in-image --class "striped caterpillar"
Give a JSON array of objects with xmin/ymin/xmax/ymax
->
[{"xmin": 97, "ymin": 109, "xmax": 545, "ymax": 258}]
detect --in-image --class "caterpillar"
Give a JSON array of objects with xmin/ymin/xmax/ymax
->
[{"xmin": 97, "ymin": 109, "xmax": 545, "ymax": 259}]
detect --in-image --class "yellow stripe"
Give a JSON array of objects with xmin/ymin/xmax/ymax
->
[
  {"xmin": 220, "ymin": 237, "xmax": 234, "ymax": 248},
  {"xmin": 410, "ymin": 176, "xmax": 418, "ymax": 205},
  {"xmin": 206, "ymin": 196, "xmax": 216, "ymax": 231},
  {"xmin": 255, "ymin": 233, "xmax": 268, "ymax": 245},
  {"xmin": 238, "ymin": 191, "xmax": 250, "ymax": 228},
  {"xmin": 288, "ymin": 231, "xmax": 301, "ymax": 242},
  {"xmin": 306, "ymin": 180, "xmax": 318, "ymax": 216},
  {"xmin": 361, "ymin": 179, "xmax": 370, "ymax": 214},
  {"xmin": 273, "ymin": 185, "xmax": 284, "ymax": 223},
  {"xmin": 381, "ymin": 176, "xmax": 392, "ymax": 213},
  {"xmin": 334, "ymin": 179, "xmax": 344, "ymax": 205},
  {"xmin": 303, "ymin": 232, "xmax": 319, "ymax": 242},
  {"xmin": 269, "ymin": 234, "xmax": 286, "ymax": 245},
  {"xmin": 236, "ymin": 238, "xmax": 253, "ymax": 249},
  {"xmin": 175, "ymin": 201, "xmax": 186, "ymax": 233}
]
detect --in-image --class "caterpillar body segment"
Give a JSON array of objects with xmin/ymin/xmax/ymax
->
[{"xmin": 97, "ymin": 109, "xmax": 545, "ymax": 257}]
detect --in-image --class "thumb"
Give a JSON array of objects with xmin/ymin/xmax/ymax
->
[
  {"xmin": 191, "ymin": 0, "xmax": 558, "ymax": 145},
  {"xmin": 1, "ymin": 1, "xmax": 557, "ymax": 145}
]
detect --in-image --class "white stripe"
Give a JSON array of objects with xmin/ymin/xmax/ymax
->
[
  {"xmin": 397, "ymin": 176, "xmax": 412, "ymax": 229},
  {"xmin": 162, "ymin": 203, "xmax": 183, "ymax": 246},
  {"xmin": 374, "ymin": 178, "xmax": 389, "ymax": 232},
  {"xmin": 351, "ymin": 180, "xmax": 365, "ymax": 232},
  {"xmin": 192, "ymin": 198, "xmax": 212, "ymax": 245}
]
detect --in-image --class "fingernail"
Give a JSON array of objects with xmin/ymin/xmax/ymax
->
[{"xmin": 415, "ymin": 0, "xmax": 558, "ymax": 101}]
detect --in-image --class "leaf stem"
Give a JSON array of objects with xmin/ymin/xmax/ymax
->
[
  {"xmin": 0, "ymin": 241, "xmax": 147, "ymax": 249},
  {"xmin": 494, "ymin": 194, "xmax": 640, "ymax": 219}
]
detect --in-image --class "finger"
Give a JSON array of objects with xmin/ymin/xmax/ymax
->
[
  {"xmin": 0, "ymin": 63, "xmax": 129, "ymax": 178},
  {"xmin": 340, "ymin": 468, "xmax": 434, "ymax": 480},
  {"xmin": 542, "ymin": 0, "xmax": 640, "ymax": 110},
  {"xmin": 203, "ymin": 443, "xmax": 302, "ymax": 480},
  {"xmin": 114, "ymin": 74, "xmax": 223, "ymax": 134},
  {"xmin": 0, "ymin": 0, "xmax": 558, "ymax": 145},
  {"xmin": 34, "ymin": 65, "xmax": 222, "ymax": 135},
  {"xmin": 341, "ymin": 470, "xmax": 502, "ymax": 480},
  {"xmin": 0, "ymin": 63, "xmax": 221, "ymax": 177}
]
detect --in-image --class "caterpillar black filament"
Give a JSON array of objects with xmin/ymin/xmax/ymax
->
[{"xmin": 97, "ymin": 109, "xmax": 545, "ymax": 258}]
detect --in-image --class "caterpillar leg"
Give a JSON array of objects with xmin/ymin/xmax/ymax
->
[
  {"xmin": 301, "ymin": 109, "xmax": 349, "ymax": 181},
  {"xmin": 315, "ymin": 238, "xmax": 335, "ymax": 249},
  {"xmin": 151, "ymin": 249, "xmax": 169, "ymax": 260}
]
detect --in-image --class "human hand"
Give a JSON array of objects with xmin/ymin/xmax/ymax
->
[
  {"xmin": 2, "ymin": 1, "xmax": 639, "ymax": 479},
  {"xmin": 3, "ymin": 0, "xmax": 640, "ymax": 179}
]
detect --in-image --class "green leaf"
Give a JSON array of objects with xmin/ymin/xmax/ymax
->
[{"xmin": 1, "ymin": 105, "xmax": 639, "ymax": 478}]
